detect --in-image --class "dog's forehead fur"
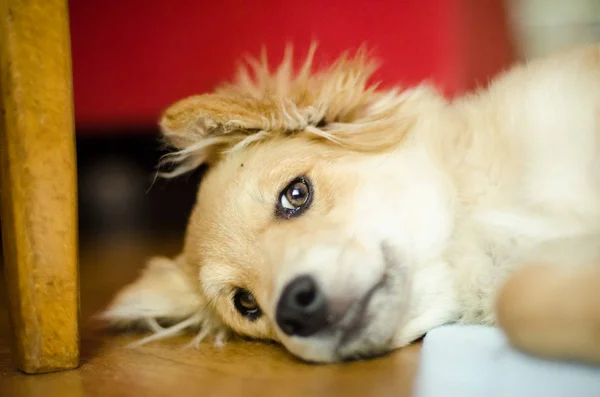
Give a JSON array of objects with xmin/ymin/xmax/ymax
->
[{"xmin": 157, "ymin": 44, "xmax": 425, "ymax": 178}]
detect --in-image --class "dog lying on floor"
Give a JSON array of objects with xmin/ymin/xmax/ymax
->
[{"xmin": 102, "ymin": 44, "xmax": 600, "ymax": 364}]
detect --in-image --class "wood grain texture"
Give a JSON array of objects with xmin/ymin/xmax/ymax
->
[
  {"xmin": 0, "ymin": 0, "xmax": 79, "ymax": 373},
  {"xmin": 0, "ymin": 237, "xmax": 421, "ymax": 396}
]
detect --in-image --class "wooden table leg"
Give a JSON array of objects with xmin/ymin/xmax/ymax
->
[{"xmin": 0, "ymin": 0, "xmax": 79, "ymax": 374}]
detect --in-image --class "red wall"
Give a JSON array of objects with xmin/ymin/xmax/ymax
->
[{"xmin": 69, "ymin": 0, "xmax": 514, "ymax": 131}]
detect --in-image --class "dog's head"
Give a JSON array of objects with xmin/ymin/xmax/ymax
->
[{"xmin": 104, "ymin": 45, "xmax": 460, "ymax": 362}]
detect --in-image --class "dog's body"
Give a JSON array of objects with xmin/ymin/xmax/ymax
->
[{"xmin": 103, "ymin": 45, "xmax": 600, "ymax": 363}]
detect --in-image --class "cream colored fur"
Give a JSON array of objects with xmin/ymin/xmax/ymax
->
[{"xmin": 102, "ymin": 44, "xmax": 600, "ymax": 363}]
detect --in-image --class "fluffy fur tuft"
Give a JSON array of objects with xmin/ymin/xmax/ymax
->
[{"xmin": 158, "ymin": 43, "xmax": 419, "ymax": 177}]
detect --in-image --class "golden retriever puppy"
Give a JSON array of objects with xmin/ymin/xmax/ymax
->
[{"xmin": 102, "ymin": 44, "xmax": 600, "ymax": 363}]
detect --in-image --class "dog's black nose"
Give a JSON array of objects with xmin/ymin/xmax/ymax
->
[{"xmin": 276, "ymin": 275, "xmax": 328, "ymax": 337}]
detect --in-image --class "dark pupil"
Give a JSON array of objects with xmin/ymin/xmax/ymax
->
[
  {"xmin": 287, "ymin": 182, "xmax": 308, "ymax": 206},
  {"xmin": 240, "ymin": 292, "xmax": 257, "ymax": 310}
]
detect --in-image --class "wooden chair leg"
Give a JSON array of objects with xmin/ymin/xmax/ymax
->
[{"xmin": 0, "ymin": 0, "xmax": 79, "ymax": 374}]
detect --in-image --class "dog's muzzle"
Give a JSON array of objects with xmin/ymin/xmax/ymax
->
[{"xmin": 274, "ymin": 243, "xmax": 394, "ymax": 341}]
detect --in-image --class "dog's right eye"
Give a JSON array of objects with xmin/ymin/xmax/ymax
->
[
  {"xmin": 233, "ymin": 288, "xmax": 262, "ymax": 321},
  {"xmin": 276, "ymin": 176, "xmax": 313, "ymax": 219}
]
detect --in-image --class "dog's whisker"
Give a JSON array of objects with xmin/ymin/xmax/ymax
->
[
  {"xmin": 182, "ymin": 325, "xmax": 213, "ymax": 350},
  {"xmin": 144, "ymin": 317, "xmax": 165, "ymax": 333},
  {"xmin": 213, "ymin": 329, "xmax": 228, "ymax": 348},
  {"xmin": 126, "ymin": 313, "xmax": 202, "ymax": 349}
]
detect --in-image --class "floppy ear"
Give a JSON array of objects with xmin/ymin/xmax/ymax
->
[
  {"xmin": 157, "ymin": 92, "xmax": 320, "ymax": 176},
  {"xmin": 100, "ymin": 255, "xmax": 205, "ymax": 330},
  {"xmin": 100, "ymin": 256, "xmax": 228, "ymax": 347},
  {"xmin": 160, "ymin": 93, "xmax": 320, "ymax": 145}
]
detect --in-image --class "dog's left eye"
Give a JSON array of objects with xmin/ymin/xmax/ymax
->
[
  {"xmin": 276, "ymin": 176, "xmax": 312, "ymax": 219},
  {"xmin": 233, "ymin": 288, "xmax": 262, "ymax": 320}
]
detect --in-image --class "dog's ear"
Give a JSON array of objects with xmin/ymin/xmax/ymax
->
[
  {"xmin": 158, "ymin": 91, "xmax": 317, "ymax": 172},
  {"xmin": 156, "ymin": 49, "xmax": 326, "ymax": 179},
  {"xmin": 100, "ymin": 255, "xmax": 204, "ymax": 329}
]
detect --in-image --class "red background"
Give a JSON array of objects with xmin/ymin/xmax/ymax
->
[{"xmin": 69, "ymin": 0, "xmax": 514, "ymax": 132}]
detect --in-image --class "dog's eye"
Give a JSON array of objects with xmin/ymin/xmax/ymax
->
[
  {"xmin": 277, "ymin": 176, "xmax": 312, "ymax": 219},
  {"xmin": 233, "ymin": 288, "xmax": 262, "ymax": 320}
]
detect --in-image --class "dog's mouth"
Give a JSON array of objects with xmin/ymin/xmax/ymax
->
[
  {"xmin": 336, "ymin": 272, "xmax": 389, "ymax": 348},
  {"xmin": 332, "ymin": 242, "xmax": 399, "ymax": 359}
]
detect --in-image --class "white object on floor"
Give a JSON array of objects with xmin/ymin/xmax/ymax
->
[{"xmin": 414, "ymin": 324, "xmax": 600, "ymax": 397}]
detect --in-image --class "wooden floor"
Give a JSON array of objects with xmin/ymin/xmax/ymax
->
[{"xmin": 0, "ymin": 235, "xmax": 421, "ymax": 397}]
